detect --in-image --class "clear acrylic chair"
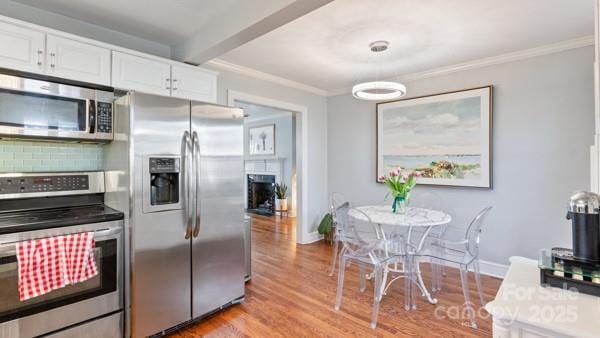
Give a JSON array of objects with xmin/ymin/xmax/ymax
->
[
  {"xmin": 328, "ymin": 192, "xmax": 350, "ymax": 277},
  {"xmin": 426, "ymin": 206, "xmax": 493, "ymax": 328},
  {"xmin": 334, "ymin": 205, "xmax": 409, "ymax": 329},
  {"xmin": 407, "ymin": 190, "xmax": 449, "ymax": 293}
]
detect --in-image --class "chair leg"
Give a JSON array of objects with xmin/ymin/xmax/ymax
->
[
  {"xmin": 370, "ymin": 265, "xmax": 383, "ymax": 329},
  {"xmin": 430, "ymin": 258, "xmax": 438, "ymax": 292},
  {"xmin": 334, "ymin": 256, "xmax": 347, "ymax": 311},
  {"xmin": 404, "ymin": 256, "xmax": 413, "ymax": 311},
  {"xmin": 459, "ymin": 265, "xmax": 477, "ymax": 328},
  {"xmin": 473, "ymin": 260, "xmax": 486, "ymax": 307},
  {"xmin": 430, "ymin": 243, "xmax": 442, "ymax": 293},
  {"xmin": 328, "ymin": 237, "xmax": 340, "ymax": 276},
  {"xmin": 359, "ymin": 262, "xmax": 367, "ymax": 292},
  {"xmin": 380, "ymin": 264, "xmax": 389, "ymax": 297}
]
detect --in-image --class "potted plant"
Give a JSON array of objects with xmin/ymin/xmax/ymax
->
[
  {"xmin": 274, "ymin": 183, "xmax": 288, "ymax": 211},
  {"xmin": 318, "ymin": 212, "xmax": 334, "ymax": 243}
]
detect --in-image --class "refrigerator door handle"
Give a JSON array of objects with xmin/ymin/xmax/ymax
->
[
  {"xmin": 192, "ymin": 131, "xmax": 201, "ymax": 238},
  {"xmin": 183, "ymin": 131, "xmax": 193, "ymax": 239}
]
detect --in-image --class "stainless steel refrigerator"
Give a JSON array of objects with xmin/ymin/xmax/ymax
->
[{"xmin": 106, "ymin": 92, "xmax": 245, "ymax": 338}]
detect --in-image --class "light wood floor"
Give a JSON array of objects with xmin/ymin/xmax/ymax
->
[{"xmin": 171, "ymin": 214, "xmax": 502, "ymax": 337}]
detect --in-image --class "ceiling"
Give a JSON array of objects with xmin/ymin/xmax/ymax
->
[
  {"xmin": 219, "ymin": 0, "xmax": 595, "ymax": 92},
  {"xmin": 12, "ymin": 0, "xmax": 242, "ymax": 45},
  {"xmin": 8, "ymin": 0, "xmax": 594, "ymax": 93}
]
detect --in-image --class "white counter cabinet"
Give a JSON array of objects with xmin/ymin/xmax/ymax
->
[{"xmin": 485, "ymin": 256, "xmax": 600, "ymax": 338}]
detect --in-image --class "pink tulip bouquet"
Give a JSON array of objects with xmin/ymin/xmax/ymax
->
[{"xmin": 378, "ymin": 168, "xmax": 421, "ymax": 214}]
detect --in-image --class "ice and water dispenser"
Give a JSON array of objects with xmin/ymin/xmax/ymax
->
[{"xmin": 142, "ymin": 156, "xmax": 182, "ymax": 213}]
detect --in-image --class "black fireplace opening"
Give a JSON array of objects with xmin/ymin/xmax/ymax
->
[{"xmin": 247, "ymin": 174, "xmax": 275, "ymax": 215}]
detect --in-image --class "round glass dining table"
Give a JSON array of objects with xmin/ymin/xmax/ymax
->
[{"xmin": 349, "ymin": 205, "xmax": 452, "ymax": 307}]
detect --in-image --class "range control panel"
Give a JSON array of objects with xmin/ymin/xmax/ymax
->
[
  {"xmin": 0, "ymin": 175, "xmax": 89, "ymax": 194},
  {"xmin": 96, "ymin": 101, "xmax": 113, "ymax": 134},
  {"xmin": 149, "ymin": 157, "xmax": 180, "ymax": 173}
]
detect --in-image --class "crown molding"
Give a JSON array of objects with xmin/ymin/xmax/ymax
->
[
  {"xmin": 205, "ymin": 59, "xmax": 328, "ymax": 96},
  {"xmin": 327, "ymin": 35, "xmax": 594, "ymax": 97},
  {"xmin": 207, "ymin": 35, "xmax": 594, "ymax": 98}
]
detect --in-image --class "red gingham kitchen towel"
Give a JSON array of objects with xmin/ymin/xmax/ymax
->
[{"xmin": 16, "ymin": 232, "xmax": 98, "ymax": 301}]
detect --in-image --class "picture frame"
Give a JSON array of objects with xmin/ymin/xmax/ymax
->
[
  {"xmin": 248, "ymin": 124, "xmax": 276, "ymax": 156},
  {"xmin": 376, "ymin": 86, "xmax": 492, "ymax": 188}
]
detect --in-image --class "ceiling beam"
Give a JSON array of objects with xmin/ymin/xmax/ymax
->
[{"xmin": 171, "ymin": 0, "xmax": 333, "ymax": 65}]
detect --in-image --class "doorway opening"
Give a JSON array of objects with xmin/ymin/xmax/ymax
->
[{"xmin": 228, "ymin": 90, "xmax": 308, "ymax": 244}]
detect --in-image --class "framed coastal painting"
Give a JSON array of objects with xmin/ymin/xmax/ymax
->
[
  {"xmin": 376, "ymin": 86, "xmax": 492, "ymax": 188},
  {"xmin": 248, "ymin": 124, "xmax": 276, "ymax": 156}
]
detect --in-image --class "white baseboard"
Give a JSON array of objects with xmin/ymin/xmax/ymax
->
[
  {"xmin": 478, "ymin": 259, "xmax": 509, "ymax": 278},
  {"xmin": 429, "ymin": 259, "xmax": 508, "ymax": 279},
  {"xmin": 299, "ymin": 231, "xmax": 323, "ymax": 244}
]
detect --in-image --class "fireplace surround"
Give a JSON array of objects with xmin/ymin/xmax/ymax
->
[{"xmin": 247, "ymin": 174, "xmax": 276, "ymax": 215}]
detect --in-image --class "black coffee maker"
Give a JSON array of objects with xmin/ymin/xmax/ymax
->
[
  {"xmin": 540, "ymin": 191, "xmax": 600, "ymax": 296},
  {"xmin": 567, "ymin": 191, "xmax": 600, "ymax": 262}
]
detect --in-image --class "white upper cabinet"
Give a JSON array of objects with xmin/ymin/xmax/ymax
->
[
  {"xmin": 0, "ymin": 16, "xmax": 218, "ymax": 96},
  {"xmin": 171, "ymin": 64, "xmax": 217, "ymax": 102},
  {"xmin": 46, "ymin": 35, "xmax": 111, "ymax": 86},
  {"xmin": 0, "ymin": 21, "xmax": 45, "ymax": 74},
  {"xmin": 112, "ymin": 51, "xmax": 172, "ymax": 96}
]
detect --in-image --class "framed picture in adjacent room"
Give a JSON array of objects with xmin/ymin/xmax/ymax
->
[
  {"xmin": 376, "ymin": 86, "xmax": 492, "ymax": 188},
  {"xmin": 248, "ymin": 124, "xmax": 276, "ymax": 156}
]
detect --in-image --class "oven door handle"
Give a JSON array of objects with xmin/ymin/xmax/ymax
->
[
  {"xmin": 93, "ymin": 226, "xmax": 122, "ymax": 238},
  {"xmin": 0, "ymin": 227, "xmax": 122, "ymax": 254}
]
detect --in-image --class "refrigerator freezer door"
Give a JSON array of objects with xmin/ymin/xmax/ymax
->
[
  {"xmin": 130, "ymin": 93, "xmax": 192, "ymax": 337},
  {"xmin": 191, "ymin": 102, "xmax": 245, "ymax": 319}
]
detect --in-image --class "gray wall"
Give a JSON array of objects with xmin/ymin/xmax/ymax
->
[
  {"xmin": 206, "ymin": 65, "xmax": 329, "ymax": 238},
  {"xmin": 0, "ymin": 1, "xmax": 171, "ymax": 57},
  {"xmin": 328, "ymin": 46, "xmax": 595, "ymax": 266}
]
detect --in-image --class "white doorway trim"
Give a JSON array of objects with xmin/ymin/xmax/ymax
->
[{"xmin": 228, "ymin": 90, "xmax": 311, "ymax": 244}]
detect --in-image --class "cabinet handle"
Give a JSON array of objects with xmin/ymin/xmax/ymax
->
[
  {"xmin": 36, "ymin": 50, "xmax": 43, "ymax": 66},
  {"xmin": 172, "ymin": 79, "xmax": 178, "ymax": 91},
  {"xmin": 166, "ymin": 78, "xmax": 171, "ymax": 90},
  {"xmin": 50, "ymin": 52, "xmax": 56, "ymax": 69}
]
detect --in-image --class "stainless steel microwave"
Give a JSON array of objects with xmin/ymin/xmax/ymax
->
[{"xmin": 0, "ymin": 73, "xmax": 114, "ymax": 142}]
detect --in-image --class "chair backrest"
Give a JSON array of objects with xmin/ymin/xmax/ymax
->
[
  {"xmin": 335, "ymin": 205, "xmax": 381, "ymax": 259},
  {"xmin": 329, "ymin": 192, "xmax": 350, "ymax": 222},
  {"xmin": 464, "ymin": 206, "xmax": 493, "ymax": 257}
]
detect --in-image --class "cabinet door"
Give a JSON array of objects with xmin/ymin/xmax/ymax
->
[
  {"xmin": 46, "ymin": 35, "xmax": 111, "ymax": 86},
  {"xmin": 112, "ymin": 51, "xmax": 172, "ymax": 96},
  {"xmin": 0, "ymin": 21, "xmax": 45, "ymax": 74},
  {"xmin": 171, "ymin": 64, "xmax": 217, "ymax": 103}
]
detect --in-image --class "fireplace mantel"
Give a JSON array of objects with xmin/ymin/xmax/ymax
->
[{"xmin": 244, "ymin": 158, "xmax": 285, "ymax": 176}]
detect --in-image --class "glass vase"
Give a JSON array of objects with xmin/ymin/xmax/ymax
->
[{"xmin": 392, "ymin": 195, "xmax": 408, "ymax": 214}]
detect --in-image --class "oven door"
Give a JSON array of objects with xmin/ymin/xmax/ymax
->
[
  {"xmin": 0, "ymin": 73, "xmax": 99, "ymax": 141},
  {"xmin": 0, "ymin": 220, "xmax": 122, "ymax": 338}
]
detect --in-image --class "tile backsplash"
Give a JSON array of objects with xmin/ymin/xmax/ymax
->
[{"xmin": 0, "ymin": 141, "xmax": 103, "ymax": 172}]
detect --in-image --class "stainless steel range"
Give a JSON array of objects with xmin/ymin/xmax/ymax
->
[{"xmin": 0, "ymin": 171, "xmax": 124, "ymax": 338}]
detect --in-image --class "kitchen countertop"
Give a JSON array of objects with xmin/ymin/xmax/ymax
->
[{"xmin": 485, "ymin": 256, "xmax": 600, "ymax": 337}]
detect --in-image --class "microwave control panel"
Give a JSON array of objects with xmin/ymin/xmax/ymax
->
[
  {"xmin": 0, "ymin": 175, "xmax": 89, "ymax": 194},
  {"xmin": 96, "ymin": 102, "xmax": 113, "ymax": 133}
]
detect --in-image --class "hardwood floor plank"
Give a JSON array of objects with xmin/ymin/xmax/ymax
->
[{"xmin": 169, "ymin": 214, "xmax": 502, "ymax": 337}]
